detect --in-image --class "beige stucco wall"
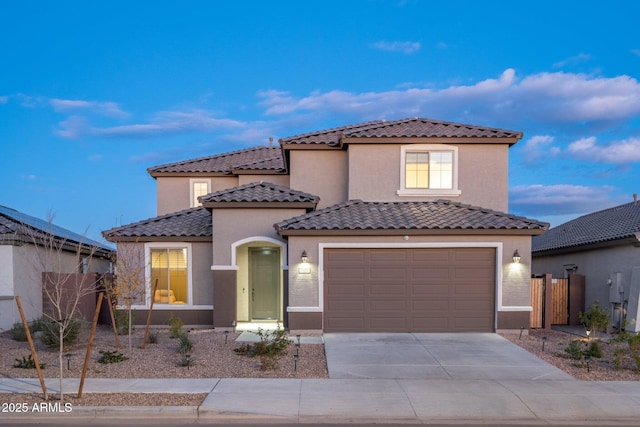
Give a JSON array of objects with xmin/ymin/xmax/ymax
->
[
  {"xmin": 156, "ymin": 176, "xmax": 240, "ymax": 215},
  {"xmin": 118, "ymin": 241, "xmax": 212, "ymax": 308},
  {"xmin": 0, "ymin": 243, "xmax": 112, "ymax": 331},
  {"xmin": 533, "ymin": 244, "xmax": 640, "ymax": 309},
  {"xmin": 238, "ymin": 175, "xmax": 289, "ymax": 187},
  {"xmin": 347, "ymin": 144, "xmax": 509, "ymax": 211},
  {"xmin": 211, "ymin": 208, "xmax": 302, "ymax": 266},
  {"xmin": 289, "ymin": 150, "xmax": 348, "ymax": 209},
  {"xmin": 286, "ymin": 234, "xmax": 533, "ymax": 312}
]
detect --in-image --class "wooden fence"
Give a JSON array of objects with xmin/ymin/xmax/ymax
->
[{"xmin": 530, "ymin": 275, "xmax": 584, "ymax": 329}]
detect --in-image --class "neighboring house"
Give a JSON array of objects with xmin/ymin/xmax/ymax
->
[
  {"xmin": 532, "ymin": 195, "xmax": 640, "ymax": 331},
  {"xmin": 0, "ymin": 206, "xmax": 114, "ymax": 331},
  {"xmin": 103, "ymin": 118, "xmax": 548, "ymax": 332}
]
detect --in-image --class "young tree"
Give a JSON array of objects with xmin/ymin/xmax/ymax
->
[
  {"xmin": 109, "ymin": 241, "xmax": 146, "ymax": 351},
  {"xmin": 21, "ymin": 212, "xmax": 106, "ymax": 402}
]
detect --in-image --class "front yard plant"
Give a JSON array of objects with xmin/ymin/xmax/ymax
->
[{"xmin": 234, "ymin": 324, "xmax": 289, "ymax": 370}]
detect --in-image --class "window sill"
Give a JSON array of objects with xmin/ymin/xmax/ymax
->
[{"xmin": 396, "ymin": 189, "xmax": 462, "ymax": 197}]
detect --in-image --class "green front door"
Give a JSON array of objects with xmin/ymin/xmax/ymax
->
[{"xmin": 249, "ymin": 247, "xmax": 280, "ymax": 320}]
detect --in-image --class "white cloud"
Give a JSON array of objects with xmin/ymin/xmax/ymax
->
[
  {"xmin": 567, "ymin": 136, "xmax": 640, "ymax": 163},
  {"xmin": 50, "ymin": 99, "xmax": 129, "ymax": 119},
  {"xmin": 257, "ymin": 69, "xmax": 640, "ymax": 129},
  {"xmin": 371, "ymin": 41, "xmax": 421, "ymax": 54},
  {"xmin": 0, "ymin": 96, "xmax": 8, "ymax": 104},
  {"xmin": 510, "ymin": 183, "xmax": 625, "ymax": 216},
  {"xmin": 631, "ymin": 49, "xmax": 640, "ymax": 57},
  {"xmin": 552, "ymin": 53, "xmax": 593, "ymax": 68},
  {"xmin": 519, "ymin": 135, "xmax": 561, "ymax": 163}
]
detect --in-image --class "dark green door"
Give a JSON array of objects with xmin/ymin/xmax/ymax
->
[{"xmin": 249, "ymin": 247, "xmax": 280, "ymax": 320}]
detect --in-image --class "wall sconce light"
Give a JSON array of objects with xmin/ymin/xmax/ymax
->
[
  {"xmin": 512, "ymin": 250, "xmax": 521, "ymax": 263},
  {"xmin": 301, "ymin": 250, "xmax": 308, "ymax": 263}
]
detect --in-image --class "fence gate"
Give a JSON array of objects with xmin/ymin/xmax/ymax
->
[{"xmin": 530, "ymin": 274, "xmax": 585, "ymax": 329}]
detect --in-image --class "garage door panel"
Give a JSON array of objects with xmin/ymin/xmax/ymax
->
[
  {"xmin": 324, "ymin": 248, "xmax": 495, "ymax": 332},
  {"xmin": 369, "ymin": 267, "xmax": 408, "ymax": 280},
  {"xmin": 327, "ymin": 299, "xmax": 365, "ymax": 312},
  {"xmin": 369, "ymin": 299, "xmax": 408, "ymax": 311},
  {"xmin": 412, "ymin": 268, "xmax": 450, "ymax": 280},
  {"xmin": 412, "ymin": 284, "xmax": 449, "ymax": 295},
  {"xmin": 370, "ymin": 283, "xmax": 407, "ymax": 296},
  {"xmin": 411, "ymin": 299, "xmax": 451, "ymax": 311},
  {"xmin": 327, "ymin": 284, "xmax": 365, "ymax": 296}
]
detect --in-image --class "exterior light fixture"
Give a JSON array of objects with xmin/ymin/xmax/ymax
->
[
  {"xmin": 512, "ymin": 250, "xmax": 521, "ymax": 263},
  {"xmin": 301, "ymin": 251, "xmax": 308, "ymax": 263}
]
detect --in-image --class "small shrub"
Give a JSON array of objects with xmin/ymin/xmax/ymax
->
[
  {"xmin": 178, "ymin": 354, "xmax": 193, "ymax": 367},
  {"xmin": 176, "ymin": 332, "xmax": 193, "ymax": 354},
  {"xmin": 10, "ymin": 322, "xmax": 28, "ymax": 342},
  {"xmin": 585, "ymin": 341, "xmax": 603, "ymax": 358},
  {"xmin": 98, "ymin": 350, "xmax": 129, "ymax": 364},
  {"xmin": 169, "ymin": 314, "xmax": 184, "ymax": 338},
  {"xmin": 233, "ymin": 324, "xmax": 289, "ymax": 370},
  {"xmin": 147, "ymin": 331, "xmax": 158, "ymax": 344},
  {"xmin": 14, "ymin": 355, "xmax": 45, "ymax": 369},
  {"xmin": 579, "ymin": 300, "xmax": 610, "ymax": 336},
  {"xmin": 40, "ymin": 318, "xmax": 82, "ymax": 349},
  {"xmin": 115, "ymin": 310, "xmax": 133, "ymax": 335},
  {"xmin": 563, "ymin": 340, "xmax": 584, "ymax": 360}
]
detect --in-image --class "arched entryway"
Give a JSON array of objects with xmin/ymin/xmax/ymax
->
[{"xmin": 233, "ymin": 237, "xmax": 286, "ymax": 325}]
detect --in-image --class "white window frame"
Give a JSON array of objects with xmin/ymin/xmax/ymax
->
[
  {"xmin": 397, "ymin": 144, "xmax": 461, "ymax": 197},
  {"xmin": 141, "ymin": 242, "xmax": 193, "ymax": 309},
  {"xmin": 190, "ymin": 178, "xmax": 211, "ymax": 207}
]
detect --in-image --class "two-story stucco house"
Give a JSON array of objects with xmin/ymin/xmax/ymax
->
[{"xmin": 103, "ymin": 118, "xmax": 548, "ymax": 332}]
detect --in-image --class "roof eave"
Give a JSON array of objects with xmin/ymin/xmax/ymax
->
[
  {"xmin": 277, "ymin": 228, "xmax": 546, "ymax": 237},
  {"xmin": 341, "ymin": 136, "xmax": 522, "ymax": 145},
  {"xmin": 533, "ymin": 235, "xmax": 640, "ymax": 257},
  {"xmin": 203, "ymin": 201, "xmax": 318, "ymax": 209},
  {"xmin": 105, "ymin": 235, "xmax": 212, "ymax": 243}
]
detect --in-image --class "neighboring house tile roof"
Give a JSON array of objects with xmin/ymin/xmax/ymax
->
[
  {"xmin": 532, "ymin": 199, "xmax": 640, "ymax": 254},
  {"xmin": 147, "ymin": 146, "xmax": 285, "ymax": 176},
  {"xmin": 0, "ymin": 205, "xmax": 114, "ymax": 255},
  {"xmin": 280, "ymin": 117, "xmax": 523, "ymax": 147},
  {"xmin": 275, "ymin": 200, "xmax": 548, "ymax": 235},
  {"xmin": 102, "ymin": 207, "xmax": 212, "ymax": 242},
  {"xmin": 199, "ymin": 181, "xmax": 319, "ymax": 206}
]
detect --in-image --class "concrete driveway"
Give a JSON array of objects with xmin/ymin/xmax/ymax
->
[{"xmin": 323, "ymin": 332, "xmax": 573, "ymax": 380}]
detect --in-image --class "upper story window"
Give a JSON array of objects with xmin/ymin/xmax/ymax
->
[
  {"xmin": 190, "ymin": 179, "xmax": 210, "ymax": 207},
  {"xmin": 397, "ymin": 145, "xmax": 461, "ymax": 197}
]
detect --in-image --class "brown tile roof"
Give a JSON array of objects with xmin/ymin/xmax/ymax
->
[
  {"xmin": 532, "ymin": 199, "xmax": 640, "ymax": 254},
  {"xmin": 102, "ymin": 207, "xmax": 212, "ymax": 242},
  {"xmin": 275, "ymin": 200, "xmax": 548, "ymax": 235},
  {"xmin": 147, "ymin": 146, "xmax": 284, "ymax": 176},
  {"xmin": 280, "ymin": 117, "xmax": 523, "ymax": 147},
  {"xmin": 199, "ymin": 181, "xmax": 319, "ymax": 205}
]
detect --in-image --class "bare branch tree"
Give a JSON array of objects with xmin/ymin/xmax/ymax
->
[
  {"xmin": 110, "ymin": 241, "xmax": 146, "ymax": 351},
  {"xmin": 20, "ymin": 212, "xmax": 104, "ymax": 402}
]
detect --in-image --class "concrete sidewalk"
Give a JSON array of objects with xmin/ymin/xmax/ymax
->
[{"xmin": 2, "ymin": 377, "xmax": 640, "ymax": 425}]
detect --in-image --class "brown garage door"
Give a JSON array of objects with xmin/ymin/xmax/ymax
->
[{"xmin": 323, "ymin": 248, "xmax": 495, "ymax": 332}]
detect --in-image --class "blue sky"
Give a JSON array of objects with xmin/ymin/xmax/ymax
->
[{"xmin": 2, "ymin": 0, "xmax": 639, "ymax": 242}]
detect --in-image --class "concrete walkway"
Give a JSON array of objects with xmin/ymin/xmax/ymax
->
[
  {"xmin": 2, "ymin": 333, "xmax": 640, "ymax": 425},
  {"xmin": 2, "ymin": 377, "xmax": 640, "ymax": 424}
]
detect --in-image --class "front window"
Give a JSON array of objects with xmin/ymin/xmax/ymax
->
[
  {"xmin": 398, "ymin": 145, "xmax": 460, "ymax": 196},
  {"xmin": 151, "ymin": 248, "xmax": 188, "ymax": 304}
]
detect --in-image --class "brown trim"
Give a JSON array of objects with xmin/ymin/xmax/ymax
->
[
  {"xmin": 126, "ymin": 309, "xmax": 214, "ymax": 326},
  {"xmin": 340, "ymin": 137, "xmax": 522, "ymax": 145},
  {"xmin": 288, "ymin": 312, "xmax": 322, "ymax": 330},
  {"xmin": 218, "ymin": 202, "xmax": 316, "ymax": 209},
  {"xmin": 497, "ymin": 311, "xmax": 530, "ymax": 330},
  {"xmin": 105, "ymin": 236, "xmax": 211, "ymax": 243},
  {"xmin": 280, "ymin": 143, "xmax": 342, "ymax": 150},
  {"xmin": 277, "ymin": 228, "xmax": 547, "ymax": 237},
  {"xmin": 213, "ymin": 270, "xmax": 237, "ymax": 327}
]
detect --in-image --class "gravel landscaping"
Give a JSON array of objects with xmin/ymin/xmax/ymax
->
[{"xmin": 2, "ymin": 324, "xmax": 639, "ymax": 407}]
